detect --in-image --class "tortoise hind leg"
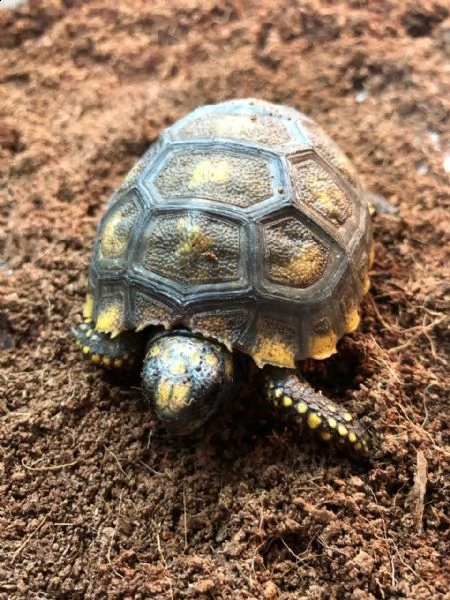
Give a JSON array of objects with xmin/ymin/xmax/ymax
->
[
  {"xmin": 263, "ymin": 367, "xmax": 371, "ymax": 456},
  {"xmin": 72, "ymin": 322, "xmax": 142, "ymax": 369}
]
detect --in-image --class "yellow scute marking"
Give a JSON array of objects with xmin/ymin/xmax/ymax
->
[
  {"xmin": 149, "ymin": 345, "xmax": 160, "ymax": 358},
  {"xmin": 214, "ymin": 115, "xmax": 250, "ymax": 137},
  {"xmin": 307, "ymin": 413, "xmax": 322, "ymax": 429},
  {"xmin": 169, "ymin": 361, "xmax": 187, "ymax": 376},
  {"xmin": 83, "ymin": 293, "xmax": 94, "ymax": 321},
  {"xmin": 155, "ymin": 379, "xmax": 192, "ymax": 414},
  {"xmin": 313, "ymin": 189, "xmax": 350, "ymax": 223},
  {"xmin": 204, "ymin": 353, "xmax": 219, "ymax": 368},
  {"xmin": 156, "ymin": 379, "xmax": 172, "ymax": 410},
  {"xmin": 188, "ymin": 159, "xmax": 230, "ymax": 188},
  {"xmin": 95, "ymin": 302, "xmax": 123, "ymax": 337},
  {"xmin": 345, "ymin": 307, "xmax": 361, "ymax": 333},
  {"xmin": 101, "ymin": 212, "xmax": 127, "ymax": 258},
  {"xmin": 190, "ymin": 350, "xmax": 201, "ymax": 369},
  {"xmin": 177, "ymin": 218, "xmax": 213, "ymax": 256},
  {"xmin": 309, "ymin": 331, "xmax": 338, "ymax": 360},
  {"xmin": 253, "ymin": 335, "xmax": 296, "ymax": 369},
  {"xmin": 287, "ymin": 242, "xmax": 328, "ymax": 288},
  {"xmin": 170, "ymin": 382, "xmax": 191, "ymax": 410}
]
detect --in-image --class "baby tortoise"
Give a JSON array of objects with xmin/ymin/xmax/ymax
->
[{"xmin": 74, "ymin": 99, "xmax": 375, "ymax": 454}]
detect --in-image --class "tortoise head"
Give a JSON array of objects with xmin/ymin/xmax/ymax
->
[{"xmin": 141, "ymin": 330, "xmax": 235, "ymax": 435}]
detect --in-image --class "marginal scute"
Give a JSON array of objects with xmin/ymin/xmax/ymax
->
[
  {"xmin": 95, "ymin": 297, "xmax": 124, "ymax": 337},
  {"xmin": 189, "ymin": 309, "xmax": 249, "ymax": 352},
  {"xmin": 344, "ymin": 306, "xmax": 361, "ymax": 333},
  {"xmin": 339, "ymin": 289, "xmax": 362, "ymax": 335},
  {"xmin": 251, "ymin": 318, "xmax": 298, "ymax": 368},
  {"xmin": 99, "ymin": 197, "xmax": 139, "ymax": 261},
  {"xmin": 119, "ymin": 138, "xmax": 164, "ymax": 191},
  {"xmin": 134, "ymin": 293, "xmax": 176, "ymax": 331},
  {"xmin": 309, "ymin": 330, "xmax": 338, "ymax": 360},
  {"xmin": 83, "ymin": 293, "xmax": 94, "ymax": 321}
]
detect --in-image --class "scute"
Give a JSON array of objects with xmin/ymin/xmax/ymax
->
[
  {"xmin": 89, "ymin": 99, "xmax": 372, "ymax": 368},
  {"xmin": 96, "ymin": 193, "xmax": 141, "ymax": 265},
  {"xmin": 299, "ymin": 118, "xmax": 361, "ymax": 191},
  {"xmin": 152, "ymin": 148, "xmax": 274, "ymax": 208},
  {"xmin": 262, "ymin": 216, "xmax": 330, "ymax": 289},
  {"xmin": 133, "ymin": 293, "xmax": 176, "ymax": 332},
  {"xmin": 188, "ymin": 308, "xmax": 250, "ymax": 352},
  {"xmin": 176, "ymin": 113, "xmax": 293, "ymax": 147},
  {"xmin": 134, "ymin": 211, "xmax": 243, "ymax": 287},
  {"xmin": 293, "ymin": 160, "xmax": 352, "ymax": 226},
  {"xmin": 95, "ymin": 293, "xmax": 125, "ymax": 338},
  {"xmin": 251, "ymin": 317, "xmax": 299, "ymax": 369}
]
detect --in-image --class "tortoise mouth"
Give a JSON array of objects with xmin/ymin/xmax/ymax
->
[{"xmin": 154, "ymin": 401, "xmax": 218, "ymax": 436}]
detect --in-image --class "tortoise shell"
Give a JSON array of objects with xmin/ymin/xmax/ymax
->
[{"xmin": 86, "ymin": 99, "xmax": 372, "ymax": 369}]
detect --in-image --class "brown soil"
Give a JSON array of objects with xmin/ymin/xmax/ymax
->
[{"xmin": 1, "ymin": 1, "xmax": 449, "ymax": 598}]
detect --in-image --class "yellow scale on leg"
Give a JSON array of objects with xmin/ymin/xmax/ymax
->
[
  {"xmin": 73, "ymin": 321, "xmax": 137, "ymax": 370},
  {"xmin": 264, "ymin": 370, "xmax": 369, "ymax": 454}
]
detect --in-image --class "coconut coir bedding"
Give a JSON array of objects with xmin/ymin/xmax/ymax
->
[{"xmin": 0, "ymin": 1, "xmax": 449, "ymax": 598}]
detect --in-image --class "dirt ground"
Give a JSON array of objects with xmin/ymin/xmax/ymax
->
[{"xmin": 0, "ymin": 1, "xmax": 449, "ymax": 598}]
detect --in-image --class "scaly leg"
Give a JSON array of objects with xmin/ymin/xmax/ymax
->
[
  {"xmin": 264, "ymin": 367, "xmax": 371, "ymax": 455},
  {"xmin": 72, "ymin": 322, "xmax": 142, "ymax": 369}
]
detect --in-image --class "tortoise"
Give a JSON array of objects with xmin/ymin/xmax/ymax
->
[{"xmin": 73, "ymin": 98, "xmax": 375, "ymax": 454}]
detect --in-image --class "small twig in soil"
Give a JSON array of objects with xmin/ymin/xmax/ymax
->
[
  {"xmin": 182, "ymin": 485, "xmax": 188, "ymax": 551},
  {"xmin": 154, "ymin": 521, "xmax": 167, "ymax": 568},
  {"xmin": 394, "ymin": 402, "xmax": 439, "ymax": 450},
  {"xmin": 104, "ymin": 445, "xmax": 130, "ymax": 479},
  {"xmin": 366, "ymin": 486, "xmax": 398, "ymax": 588},
  {"xmin": 11, "ymin": 515, "xmax": 48, "ymax": 563},
  {"xmin": 21, "ymin": 457, "xmax": 79, "ymax": 471},
  {"xmin": 411, "ymin": 450, "xmax": 428, "ymax": 535},
  {"xmin": 387, "ymin": 314, "xmax": 446, "ymax": 356},
  {"xmin": 106, "ymin": 488, "xmax": 125, "ymax": 580},
  {"xmin": 134, "ymin": 459, "xmax": 165, "ymax": 477},
  {"xmin": 367, "ymin": 335, "xmax": 401, "ymax": 383},
  {"xmin": 368, "ymin": 295, "xmax": 447, "ymax": 358}
]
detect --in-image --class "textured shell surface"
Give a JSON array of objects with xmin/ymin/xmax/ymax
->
[{"xmin": 89, "ymin": 98, "xmax": 372, "ymax": 368}]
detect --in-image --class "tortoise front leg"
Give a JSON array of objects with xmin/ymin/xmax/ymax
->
[
  {"xmin": 264, "ymin": 367, "xmax": 371, "ymax": 455},
  {"xmin": 72, "ymin": 322, "xmax": 142, "ymax": 369}
]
